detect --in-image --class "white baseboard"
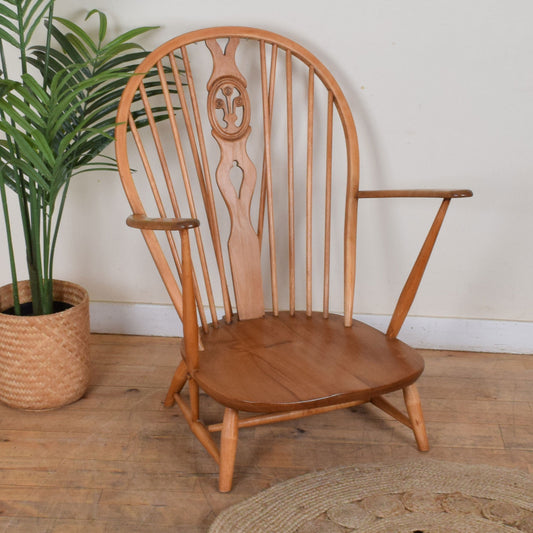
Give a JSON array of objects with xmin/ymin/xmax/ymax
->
[
  {"xmin": 89, "ymin": 301, "xmax": 533, "ymax": 354},
  {"xmin": 356, "ymin": 314, "xmax": 533, "ymax": 354},
  {"xmin": 90, "ymin": 301, "xmax": 182, "ymax": 337}
]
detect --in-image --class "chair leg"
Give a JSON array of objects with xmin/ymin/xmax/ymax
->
[
  {"xmin": 164, "ymin": 360, "xmax": 188, "ymax": 407},
  {"xmin": 219, "ymin": 407, "xmax": 239, "ymax": 492},
  {"xmin": 403, "ymin": 384, "xmax": 429, "ymax": 451}
]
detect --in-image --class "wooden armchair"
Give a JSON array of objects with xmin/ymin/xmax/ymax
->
[{"xmin": 115, "ymin": 27, "xmax": 472, "ymax": 492}]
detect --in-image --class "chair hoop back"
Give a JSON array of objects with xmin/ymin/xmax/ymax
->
[{"xmin": 115, "ymin": 26, "xmax": 360, "ymax": 328}]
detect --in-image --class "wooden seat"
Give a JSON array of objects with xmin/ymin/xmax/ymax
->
[
  {"xmin": 115, "ymin": 26, "xmax": 472, "ymax": 492},
  {"xmin": 195, "ymin": 312, "xmax": 424, "ymax": 412}
]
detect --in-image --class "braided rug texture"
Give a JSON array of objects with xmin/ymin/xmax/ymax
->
[{"xmin": 209, "ymin": 460, "xmax": 533, "ymax": 533}]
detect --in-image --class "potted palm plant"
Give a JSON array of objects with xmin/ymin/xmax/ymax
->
[{"xmin": 0, "ymin": 0, "xmax": 166, "ymax": 409}]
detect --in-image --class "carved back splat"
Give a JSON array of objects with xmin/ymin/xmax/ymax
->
[
  {"xmin": 206, "ymin": 38, "xmax": 264, "ymax": 320},
  {"xmin": 115, "ymin": 27, "xmax": 362, "ymax": 329}
]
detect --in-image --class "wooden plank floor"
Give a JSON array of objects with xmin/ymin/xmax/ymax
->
[{"xmin": 0, "ymin": 334, "xmax": 531, "ymax": 532}]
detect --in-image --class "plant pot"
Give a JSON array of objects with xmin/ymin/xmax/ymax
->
[{"xmin": 0, "ymin": 280, "xmax": 90, "ymax": 410}]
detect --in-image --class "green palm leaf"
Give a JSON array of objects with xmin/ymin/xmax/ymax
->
[
  {"xmin": 85, "ymin": 9, "xmax": 107, "ymax": 45},
  {"xmin": 0, "ymin": 3, "xmax": 173, "ymax": 315},
  {"xmin": 23, "ymin": 1, "xmax": 51, "ymax": 44},
  {"xmin": 0, "ymin": 5, "xmax": 17, "ymax": 19},
  {"xmin": 53, "ymin": 16, "xmax": 97, "ymax": 53},
  {"xmin": 0, "ymin": 27, "xmax": 18, "ymax": 47}
]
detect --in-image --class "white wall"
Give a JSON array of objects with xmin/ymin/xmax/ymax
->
[{"xmin": 2, "ymin": 0, "xmax": 532, "ymax": 350}]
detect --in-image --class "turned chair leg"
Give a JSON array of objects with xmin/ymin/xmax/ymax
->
[
  {"xmin": 164, "ymin": 360, "xmax": 189, "ymax": 407},
  {"xmin": 219, "ymin": 407, "xmax": 239, "ymax": 492},
  {"xmin": 403, "ymin": 384, "xmax": 429, "ymax": 451}
]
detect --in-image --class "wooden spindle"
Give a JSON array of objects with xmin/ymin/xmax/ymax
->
[
  {"xmin": 257, "ymin": 44, "xmax": 278, "ymax": 244},
  {"xmin": 219, "ymin": 408, "xmax": 239, "ymax": 492},
  {"xmin": 260, "ymin": 40, "xmax": 278, "ymax": 315},
  {"xmin": 129, "ymin": 98, "xmax": 208, "ymax": 331},
  {"xmin": 286, "ymin": 51, "xmax": 295, "ymax": 316},
  {"xmin": 127, "ymin": 113, "xmax": 166, "ymax": 216},
  {"xmin": 306, "ymin": 67, "xmax": 315, "ymax": 316},
  {"xmin": 136, "ymin": 81, "xmax": 205, "ymax": 328},
  {"xmin": 121, "ymin": 108, "xmax": 183, "ymax": 319},
  {"xmin": 387, "ymin": 198, "xmax": 450, "ymax": 339},
  {"xmin": 164, "ymin": 360, "xmax": 188, "ymax": 407},
  {"xmin": 180, "ymin": 229, "xmax": 199, "ymax": 371},
  {"xmin": 153, "ymin": 67, "xmax": 210, "ymax": 332},
  {"xmin": 128, "ymin": 113, "xmax": 185, "ymax": 312},
  {"xmin": 189, "ymin": 377, "xmax": 200, "ymax": 422},
  {"xmin": 165, "ymin": 56, "xmax": 219, "ymax": 328},
  {"xmin": 182, "ymin": 46, "xmax": 233, "ymax": 324},
  {"xmin": 343, "ymin": 115, "xmax": 359, "ymax": 328},
  {"xmin": 173, "ymin": 392, "xmax": 220, "ymax": 464},
  {"xmin": 167, "ymin": 54, "xmax": 209, "ymax": 211},
  {"xmin": 138, "ymin": 79, "xmax": 180, "ymax": 217},
  {"xmin": 323, "ymin": 91, "xmax": 334, "ymax": 318},
  {"xmin": 208, "ymin": 399, "xmax": 366, "ymax": 432}
]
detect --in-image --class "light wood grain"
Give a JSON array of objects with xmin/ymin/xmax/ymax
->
[
  {"xmin": 207, "ymin": 399, "xmax": 367, "ymax": 432},
  {"xmin": 173, "ymin": 392, "xmax": 221, "ymax": 465},
  {"xmin": 194, "ymin": 312, "xmax": 424, "ymax": 412},
  {"xmin": 257, "ymin": 43, "xmax": 277, "ymax": 247},
  {"xmin": 180, "ymin": 229, "xmax": 199, "ymax": 371},
  {"xmin": 387, "ymin": 199, "xmax": 450, "ymax": 339},
  {"xmin": 126, "ymin": 215, "xmax": 199, "ymax": 231},
  {"xmin": 115, "ymin": 26, "xmax": 362, "ymax": 328},
  {"xmin": 219, "ymin": 408, "xmax": 239, "ymax": 492},
  {"xmin": 286, "ymin": 50, "xmax": 296, "ymax": 316},
  {"xmin": 306, "ymin": 66, "xmax": 315, "ymax": 317},
  {"xmin": 403, "ymin": 384, "xmax": 430, "ymax": 451},
  {"xmin": 260, "ymin": 40, "xmax": 279, "ymax": 317},
  {"xmin": 145, "ymin": 63, "xmax": 211, "ymax": 332},
  {"xmin": 166, "ymin": 55, "xmax": 218, "ymax": 328},
  {"xmin": 181, "ymin": 45, "xmax": 233, "ymax": 324},
  {"xmin": 323, "ymin": 90, "xmax": 334, "ymax": 318},
  {"xmin": 206, "ymin": 38, "xmax": 264, "ymax": 321},
  {"xmin": 163, "ymin": 359, "xmax": 188, "ymax": 407},
  {"xmin": 358, "ymin": 189, "xmax": 473, "ymax": 199},
  {"xmin": 114, "ymin": 26, "xmax": 472, "ymax": 493}
]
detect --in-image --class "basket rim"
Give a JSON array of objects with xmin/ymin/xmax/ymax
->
[{"xmin": 0, "ymin": 279, "xmax": 89, "ymax": 319}]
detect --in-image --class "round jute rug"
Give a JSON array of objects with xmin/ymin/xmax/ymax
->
[{"xmin": 209, "ymin": 460, "xmax": 533, "ymax": 533}]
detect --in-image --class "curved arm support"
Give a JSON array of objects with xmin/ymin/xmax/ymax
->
[
  {"xmin": 358, "ymin": 189, "xmax": 472, "ymax": 199},
  {"xmin": 387, "ymin": 198, "xmax": 452, "ymax": 339},
  {"xmin": 180, "ymin": 229, "xmax": 200, "ymax": 372},
  {"xmin": 126, "ymin": 214, "xmax": 200, "ymax": 231},
  {"xmin": 127, "ymin": 213, "xmax": 201, "ymax": 372}
]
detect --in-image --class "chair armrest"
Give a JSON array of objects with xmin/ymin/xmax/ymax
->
[
  {"xmin": 127, "ymin": 213, "xmax": 200, "ymax": 368},
  {"xmin": 359, "ymin": 193, "xmax": 470, "ymax": 339},
  {"xmin": 358, "ymin": 189, "xmax": 473, "ymax": 199},
  {"xmin": 126, "ymin": 214, "xmax": 200, "ymax": 231}
]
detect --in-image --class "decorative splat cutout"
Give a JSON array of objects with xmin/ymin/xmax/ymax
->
[
  {"xmin": 206, "ymin": 38, "xmax": 264, "ymax": 320},
  {"xmin": 229, "ymin": 160, "xmax": 244, "ymax": 198},
  {"xmin": 211, "ymin": 82, "xmax": 247, "ymax": 136}
]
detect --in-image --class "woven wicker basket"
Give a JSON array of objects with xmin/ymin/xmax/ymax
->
[{"xmin": 0, "ymin": 280, "xmax": 90, "ymax": 410}]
